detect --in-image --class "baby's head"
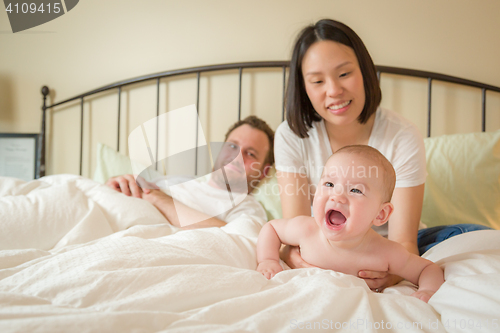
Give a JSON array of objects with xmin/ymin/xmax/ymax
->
[
  {"xmin": 331, "ymin": 145, "xmax": 396, "ymax": 202},
  {"xmin": 312, "ymin": 145, "xmax": 396, "ymax": 241}
]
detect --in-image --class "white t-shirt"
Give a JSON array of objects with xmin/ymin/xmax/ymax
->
[
  {"xmin": 274, "ymin": 107, "xmax": 427, "ymax": 235},
  {"xmin": 158, "ymin": 176, "xmax": 267, "ymax": 225}
]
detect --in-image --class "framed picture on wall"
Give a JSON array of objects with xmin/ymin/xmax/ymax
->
[{"xmin": 0, "ymin": 133, "xmax": 39, "ymax": 181}]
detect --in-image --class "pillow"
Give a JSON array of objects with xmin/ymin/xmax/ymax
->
[
  {"xmin": 93, "ymin": 143, "xmax": 134, "ymax": 184},
  {"xmin": 93, "ymin": 143, "xmax": 158, "ymax": 183},
  {"xmin": 252, "ymin": 166, "xmax": 283, "ymax": 221},
  {"xmin": 421, "ymin": 131, "xmax": 500, "ymax": 230}
]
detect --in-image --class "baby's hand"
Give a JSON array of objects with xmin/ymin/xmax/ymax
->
[
  {"xmin": 257, "ymin": 260, "xmax": 283, "ymax": 279},
  {"xmin": 411, "ymin": 289, "xmax": 435, "ymax": 303}
]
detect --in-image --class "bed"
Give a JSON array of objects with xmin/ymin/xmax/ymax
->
[{"xmin": 1, "ymin": 62, "xmax": 499, "ymax": 332}]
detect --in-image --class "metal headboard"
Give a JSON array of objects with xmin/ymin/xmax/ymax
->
[{"xmin": 38, "ymin": 62, "xmax": 500, "ymax": 178}]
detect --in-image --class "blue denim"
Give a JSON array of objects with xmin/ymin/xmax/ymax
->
[{"xmin": 417, "ymin": 224, "xmax": 493, "ymax": 256}]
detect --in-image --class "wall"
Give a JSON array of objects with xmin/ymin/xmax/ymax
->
[{"xmin": 1, "ymin": 0, "xmax": 499, "ymax": 176}]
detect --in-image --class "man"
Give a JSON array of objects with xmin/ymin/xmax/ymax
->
[{"xmin": 106, "ymin": 116, "xmax": 274, "ymax": 229}]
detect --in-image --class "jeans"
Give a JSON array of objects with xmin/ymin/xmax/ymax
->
[{"xmin": 417, "ymin": 224, "xmax": 493, "ymax": 256}]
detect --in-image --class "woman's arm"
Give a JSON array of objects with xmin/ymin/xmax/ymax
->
[
  {"xmin": 276, "ymin": 171, "xmax": 317, "ymax": 268},
  {"xmin": 276, "ymin": 171, "xmax": 311, "ymax": 218},
  {"xmin": 388, "ymin": 184, "xmax": 425, "ymax": 255}
]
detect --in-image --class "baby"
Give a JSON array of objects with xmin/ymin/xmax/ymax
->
[{"xmin": 257, "ymin": 145, "xmax": 444, "ymax": 303}]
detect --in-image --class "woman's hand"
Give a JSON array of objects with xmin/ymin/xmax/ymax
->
[
  {"xmin": 280, "ymin": 245, "xmax": 317, "ymax": 269},
  {"xmin": 358, "ymin": 270, "xmax": 403, "ymax": 292}
]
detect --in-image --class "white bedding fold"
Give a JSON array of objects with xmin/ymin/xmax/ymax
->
[{"xmin": 0, "ymin": 175, "xmax": 167, "ymax": 251}]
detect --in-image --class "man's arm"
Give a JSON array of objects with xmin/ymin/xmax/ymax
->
[{"xmin": 142, "ymin": 189, "xmax": 227, "ymax": 229}]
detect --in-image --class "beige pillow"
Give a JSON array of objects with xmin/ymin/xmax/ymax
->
[{"xmin": 421, "ymin": 131, "xmax": 500, "ymax": 230}]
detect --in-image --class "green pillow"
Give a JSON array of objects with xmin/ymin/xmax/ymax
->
[
  {"xmin": 93, "ymin": 143, "xmax": 134, "ymax": 183},
  {"xmin": 421, "ymin": 131, "xmax": 500, "ymax": 230},
  {"xmin": 93, "ymin": 143, "xmax": 156, "ymax": 183},
  {"xmin": 252, "ymin": 166, "xmax": 283, "ymax": 221}
]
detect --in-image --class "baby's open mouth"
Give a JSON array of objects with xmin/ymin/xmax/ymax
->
[{"xmin": 326, "ymin": 209, "xmax": 346, "ymax": 226}]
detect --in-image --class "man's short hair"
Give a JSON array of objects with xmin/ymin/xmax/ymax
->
[
  {"xmin": 333, "ymin": 145, "xmax": 396, "ymax": 202},
  {"xmin": 224, "ymin": 116, "xmax": 275, "ymax": 166}
]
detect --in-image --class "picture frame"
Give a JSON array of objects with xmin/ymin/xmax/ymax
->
[{"xmin": 0, "ymin": 133, "xmax": 39, "ymax": 181}]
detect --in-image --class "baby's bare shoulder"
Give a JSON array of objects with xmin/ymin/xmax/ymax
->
[
  {"xmin": 289, "ymin": 216, "xmax": 318, "ymax": 234},
  {"xmin": 368, "ymin": 233, "xmax": 410, "ymax": 259},
  {"xmin": 289, "ymin": 215, "xmax": 317, "ymax": 226},
  {"xmin": 269, "ymin": 216, "xmax": 318, "ymax": 236}
]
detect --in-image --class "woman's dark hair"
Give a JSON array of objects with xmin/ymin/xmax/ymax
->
[{"xmin": 285, "ymin": 19, "xmax": 381, "ymax": 138}]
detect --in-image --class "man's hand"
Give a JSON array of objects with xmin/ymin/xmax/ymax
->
[
  {"xmin": 106, "ymin": 174, "xmax": 142, "ymax": 198},
  {"xmin": 257, "ymin": 260, "xmax": 283, "ymax": 279},
  {"xmin": 280, "ymin": 245, "xmax": 317, "ymax": 269},
  {"xmin": 358, "ymin": 270, "xmax": 404, "ymax": 292},
  {"xmin": 106, "ymin": 174, "xmax": 158, "ymax": 198},
  {"xmin": 411, "ymin": 289, "xmax": 435, "ymax": 303}
]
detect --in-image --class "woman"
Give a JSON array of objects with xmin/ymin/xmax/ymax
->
[{"xmin": 275, "ymin": 19, "xmax": 488, "ymax": 291}]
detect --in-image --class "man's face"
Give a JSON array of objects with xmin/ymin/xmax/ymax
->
[{"xmin": 212, "ymin": 124, "xmax": 270, "ymax": 193}]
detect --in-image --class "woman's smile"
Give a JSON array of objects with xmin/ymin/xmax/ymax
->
[{"xmin": 327, "ymin": 100, "xmax": 352, "ymax": 114}]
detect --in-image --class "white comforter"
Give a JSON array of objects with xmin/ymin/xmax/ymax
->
[{"xmin": 1, "ymin": 175, "xmax": 499, "ymax": 333}]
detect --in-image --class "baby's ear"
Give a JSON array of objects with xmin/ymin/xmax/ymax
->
[{"xmin": 373, "ymin": 202, "xmax": 394, "ymax": 226}]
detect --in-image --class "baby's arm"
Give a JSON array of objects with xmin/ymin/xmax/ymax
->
[
  {"xmin": 410, "ymin": 260, "xmax": 444, "ymax": 302},
  {"xmin": 387, "ymin": 243, "xmax": 444, "ymax": 303},
  {"xmin": 256, "ymin": 217, "xmax": 313, "ymax": 279}
]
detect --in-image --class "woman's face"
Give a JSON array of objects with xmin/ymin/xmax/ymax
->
[{"xmin": 301, "ymin": 41, "xmax": 366, "ymax": 127}]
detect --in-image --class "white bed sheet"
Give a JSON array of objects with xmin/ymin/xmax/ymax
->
[{"xmin": 0, "ymin": 175, "xmax": 499, "ymax": 332}]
